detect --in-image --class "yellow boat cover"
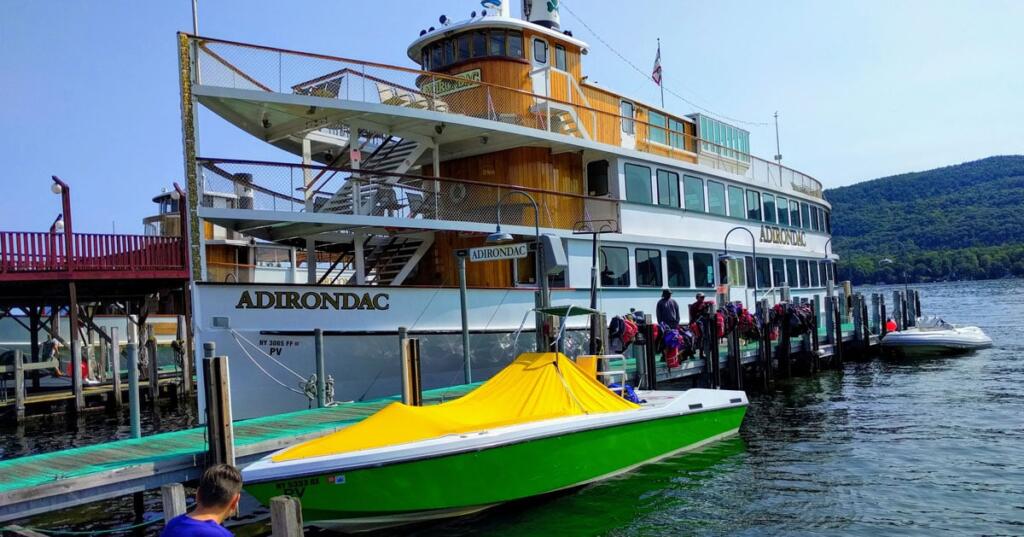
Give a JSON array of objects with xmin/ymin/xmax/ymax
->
[{"xmin": 274, "ymin": 352, "xmax": 639, "ymax": 461}]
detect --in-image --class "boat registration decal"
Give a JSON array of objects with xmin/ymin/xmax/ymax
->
[
  {"xmin": 331, "ymin": 474, "xmax": 346, "ymax": 485},
  {"xmin": 274, "ymin": 476, "xmax": 320, "ymax": 497}
]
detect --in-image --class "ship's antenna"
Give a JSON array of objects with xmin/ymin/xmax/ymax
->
[
  {"xmin": 773, "ymin": 111, "xmax": 782, "ymax": 164},
  {"xmin": 191, "ymin": 0, "xmax": 199, "ymax": 34}
]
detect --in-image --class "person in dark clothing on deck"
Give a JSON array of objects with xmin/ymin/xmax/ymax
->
[
  {"xmin": 162, "ymin": 464, "xmax": 242, "ymax": 537},
  {"xmin": 656, "ymin": 289, "xmax": 681, "ymax": 329}
]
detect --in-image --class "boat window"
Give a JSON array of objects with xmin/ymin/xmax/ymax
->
[
  {"xmin": 636, "ymin": 249, "xmax": 663, "ymax": 287},
  {"xmin": 745, "ymin": 256, "xmax": 755, "ymax": 289},
  {"xmin": 746, "ymin": 190, "xmax": 762, "ymax": 221},
  {"xmin": 816, "ymin": 207, "xmax": 824, "ymax": 232},
  {"xmin": 777, "ymin": 197, "xmax": 789, "ymax": 226},
  {"xmin": 624, "ymin": 163, "xmax": 652, "ymax": 204},
  {"xmin": 515, "ymin": 252, "xmax": 537, "ymax": 285},
  {"xmin": 786, "ymin": 259, "xmax": 798, "ymax": 287},
  {"xmin": 668, "ymin": 117, "xmax": 686, "ymax": 149},
  {"xmin": 656, "ymin": 169, "xmax": 679, "ymax": 207},
  {"xmin": 827, "ymin": 262, "xmax": 835, "ymax": 283},
  {"xmin": 763, "ymin": 193, "xmax": 777, "ymax": 224},
  {"xmin": 720, "ymin": 257, "xmax": 745, "ymax": 287},
  {"xmin": 533, "ymin": 38, "xmax": 548, "ymax": 64},
  {"xmin": 798, "ymin": 260, "xmax": 810, "ymax": 288},
  {"xmin": 421, "ymin": 50, "xmax": 430, "ymax": 69},
  {"xmin": 620, "ymin": 101, "xmax": 635, "ymax": 134},
  {"xmin": 472, "ymin": 31, "xmax": 487, "ymax": 57},
  {"xmin": 443, "ymin": 39, "xmax": 455, "ymax": 65},
  {"xmin": 692, "ymin": 252, "xmax": 715, "ymax": 289},
  {"xmin": 790, "ymin": 200, "xmax": 801, "ymax": 227},
  {"xmin": 430, "ymin": 45, "xmax": 444, "ymax": 68},
  {"xmin": 707, "ymin": 180, "xmax": 726, "ymax": 216},
  {"xmin": 810, "ymin": 260, "xmax": 821, "ymax": 287},
  {"xmin": 819, "ymin": 261, "xmax": 829, "ymax": 285},
  {"xmin": 756, "ymin": 257, "xmax": 771, "ymax": 288},
  {"xmin": 810, "ymin": 206, "xmax": 820, "ymax": 232},
  {"xmin": 554, "ymin": 44, "xmax": 567, "ymax": 70},
  {"xmin": 508, "ymin": 31, "xmax": 524, "ymax": 58},
  {"xmin": 728, "ymin": 185, "xmax": 745, "ymax": 218},
  {"xmin": 772, "ymin": 258, "xmax": 786, "ymax": 287},
  {"xmin": 599, "ymin": 246, "xmax": 630, "ymax": 287},
  {"xmin": 800, "ymin": 202, "xmax": 811, "ymax": 230},
  {"xmin": 683, "ymin": 175, "xmax": 704, "ymax": 212},
  {"xmin": 489, "ymin": 31, "xmax": 506, "ymax": 56},
  {"xmin": 667, "ymin": 250, "xmax": 691, "ymax": 288},
  {"xmin": 456, "ymin": 34, "xmax": 470, "ymax": 61},
  {"xmin": 648, "ymin": 110, "xmax": 667, "ymax": 145},
  {"xmin": 825, "ymin": 211, "xmax": 832, "ymax": 234}
]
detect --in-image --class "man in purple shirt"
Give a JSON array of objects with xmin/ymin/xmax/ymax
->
[{"xmin": 162, "ymin": 464, "xmax": 242, "ymax": 537}]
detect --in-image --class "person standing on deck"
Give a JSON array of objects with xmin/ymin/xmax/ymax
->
[
  {"xmin": 688, "ymin": 292, "xmax": 709, "ymax": 322},
  {"xmin": 656, "ymin": 289, "xmax": 681, "ymax": 329},
  {"xmin": 162, "ymin": 464, "xmax": 242, "ymax": 537}
]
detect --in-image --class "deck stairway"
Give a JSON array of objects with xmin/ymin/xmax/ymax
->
[
  {"xmin": 317, "ymin": 136, "xmax": 428, "ymax": 215},
  {"xmin": 317, "ymin": 233, "xmax": 433, "ymax": 286},
  {"xmin": 530, "ymin": 102, "xmax": 590, "ymax": 140}
]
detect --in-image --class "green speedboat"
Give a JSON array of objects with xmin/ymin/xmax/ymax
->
[{"xmin": 242, "ymin": 353, "xmax": 747, "ymax": 531}]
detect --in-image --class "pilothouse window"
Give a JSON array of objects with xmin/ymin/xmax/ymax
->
[
  {"xmin": 554, "ymin": 45, "xmax": 567, "ymax": 70},
  {"xmin": 533, "ymin": 39, "xmax": 548, "ymax": 64},
  {"xmin": 620, "ymin": 101, "xmax": 635, "ymax": 134}
]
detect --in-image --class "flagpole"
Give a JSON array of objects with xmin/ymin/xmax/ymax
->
[{"xmin": 658, "ymin": 38, "xmax": 664, "ymax": 108}]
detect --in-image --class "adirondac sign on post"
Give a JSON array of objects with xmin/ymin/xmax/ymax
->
[{"xmin": 467, "ymin": 243, "xmax": 529, "ymax": 262}]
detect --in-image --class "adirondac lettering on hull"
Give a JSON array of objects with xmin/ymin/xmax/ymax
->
[
  {"xmin": 759, "ymin": 225, "xmax": 806, "ymax": 247},
  {"xmin": 235, "ymin": 290, "xmax": 390, "ymax": 311}
]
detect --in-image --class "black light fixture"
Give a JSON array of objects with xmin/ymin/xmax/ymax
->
[
  {"xmin": 428, "ymin": 26, "xmax": 435, "ymax": 32},
  {"xmin": 420, "ymin": 29, "xmax": 427, "ymax": 36},
  {"xmin": 471, "ymin": 10, "xmax": 477, "ymax": 17},
  {"xmin": 261, "ymin": 118, "xmax": 271, "ymax": 129},
  {"xmin": 439, "ymin": 14, "xmax": 447, "ymax": 24},
  {"xmin": 434, "ymin": 123, "xmax": 446, "ymax": 135}
]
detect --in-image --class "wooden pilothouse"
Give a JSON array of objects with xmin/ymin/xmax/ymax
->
[{"xmin": 180, "ymin": 0, "xmax": 835, "ymax": 418}]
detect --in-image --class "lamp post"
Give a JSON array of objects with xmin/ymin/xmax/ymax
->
[
  {"xmin": 51, "ymin": 176, "xmax": 83, "ymax": 411},
  {"xmin": 487, "ymin": 190, "xmax": 548, "ymax": 352},
  {"xmin": 722, "ymin": 226, "xmax": 757, "ymax": 305}
]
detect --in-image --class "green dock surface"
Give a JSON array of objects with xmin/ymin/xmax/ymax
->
[{"xmin": 0, "ymin": 383, "xmax": 478, "ymax": 522}]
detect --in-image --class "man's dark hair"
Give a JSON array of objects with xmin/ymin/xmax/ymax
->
[
  {"xmin": 661, "ymin": 289, "xmax": 672, "ymax": 299},
  {"xmin": 197, "ymin": 464, "xmax": 243, "ymax": 507}
]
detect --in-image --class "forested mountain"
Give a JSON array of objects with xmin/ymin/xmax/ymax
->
[{"xmin": 825, "ymin": 156, "xmax": 1024, "ymax": 283}]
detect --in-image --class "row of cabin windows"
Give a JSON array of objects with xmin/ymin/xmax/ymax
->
[
  {"xmin": 531, "ymin": 39, "xmax": 568, "ymax": 70},
  {"xmin": 618, "ymin": 101, "xmax": 689, "ymax": 151},
  {"xmin": 697, "ymin": 114, "xmax": 751, "ymax": 163},
  {"xmin": 420, "ymin": 29, "xmax": 525, "ymax": 71},
  {"xmin": 623, "ymin": 163, "xmax": 831, "ymax": 233},
  {"xmin": 599, "ymin": 245, "xmax": 835, "ymax": 290}
]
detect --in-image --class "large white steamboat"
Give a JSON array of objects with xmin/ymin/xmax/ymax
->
[{"xmin": 178, "ymin": 1, "xmax": 837, "ymax": 418}]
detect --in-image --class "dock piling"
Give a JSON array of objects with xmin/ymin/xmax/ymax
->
[
  {"xmin": 399, "ymin": 327, "xmax": 423, "ymax": 406},
  {"xmin": 202, "ymin": 353, "xmax": 235, "ymax": 467},
  {"xmin": 852, "ymin": 294, "xmax": 863, "ymax": 344},
  {"xmin": 160, "ymin": 483, "xmax": 187, "ymax": 523},
  {"xmin": 832, "ymin": 295, "xmax": 844, "ymax": 365},
  {"xmin": 314, "ymin": 328, "xmax": 326, "ymax": 408},
  {"xmin": 109, "ymin": 327, "xmax": 122, "ymax": 408},
  {"xmin": 68, "ymin": 283, "xmax": 84, "ymax": 413},
  {"xmin": 758, "ymin": 299, "xmax": 772, "ymax": 389},
  {"xmin": 870, "ymin": 294, "xmax": 880, "ymax": 335},
  {"xmin": 270, "ymin": 496, "xmax": 303, "ymax": 537},
  {"xmin": 641, "ymin": 315, "xmax": 657, "ymax": 390},
  {"xmin": 708, "ymin": 303, "xmax": 721, "ymax": 388},
  {"xmin": 14, "ymin": 350, "xmax": 26, "ymax": 422},
  {"xmin": 177, "ymin": 315, "xmax": 191, "ymax": 396},
  {"xmin": 127, "ymin": 339, "xmax": 141, "ymax": 438},
  {"xmin": 146, "ymin": 324, "xmax": 159, "ymax": 404}
]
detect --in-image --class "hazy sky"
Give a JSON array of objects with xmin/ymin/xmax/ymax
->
[{"xmin": 2, "ymin": 0, "xmax": 1022, "ymax": 233}]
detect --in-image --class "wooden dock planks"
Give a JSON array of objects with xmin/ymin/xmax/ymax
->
[{"xmin": 0, "ymin": 383, "xmax": 478, "ymax": 522}]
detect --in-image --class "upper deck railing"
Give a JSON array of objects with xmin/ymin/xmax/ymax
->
[
  {"xmin": 0, "ymin": 231, "xmax": 188, "ymax": 280},
  {"xmin": 185, "ymin": 35, "xmax": 824, "ymax": 200},
  {"xmin": 198, "ymin": 158, "xmax": 619, "ymax": 232}
]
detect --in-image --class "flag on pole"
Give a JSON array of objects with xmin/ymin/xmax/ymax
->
[{"xmin": 652, "ymin": 40, "xmax": 662, "ymax": 86}]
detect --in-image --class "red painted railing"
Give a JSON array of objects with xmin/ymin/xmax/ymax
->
[{"xmin": 0, "ymin": 231, "xmax": 187, "ymax": 276}]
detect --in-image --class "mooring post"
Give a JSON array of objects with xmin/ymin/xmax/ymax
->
[
  {"xmin": 160, "ymin": 483, "xmax": 187, "ymax": 523},
  {"xmin": 892, "ymin": 291, "xmax": 903, "ymax": 331},
  {"xmin": 270, "ymin": 496, "xmax": 303, "ymax": 537},
  {"xmin": 14, "ymin": 350, "xmax": 26, "ymax": 422},
  {"xmin": 852, "ymin": 294, "xmax": 863, "ymax": 344},
  {"xmin": 708, "ymin": 303, "xmax": 721, "ymax": 388},
  {"xmin": 811, "ymin": 296, "xmax": 821, "ymax": 370},
  {"xmin": 146, "ymin": 324, "xmax": 159, "ymax": 404},
  {"xmin": 915, "ymin": 289, "xmax": 922, "ymax": 320},
  {"xmin": 127, "ymin": 338, "xmax": 141, "ymax": 438},
  {"xmin": 758, "ymin": 299, "xmax": 771, "ymax": 389},
  {"xmin": 109, "ymin": 327, "xmax": 122, "ymax": 408},
  {"xmin": 726, "ymin": 314, "xmax": 742, "ymax": 390},
  {"xmin": 314, "ymin": 328, "xmax": 326, "ymax": 408},
  {"xmin": 833, "ymin": 296, "xmax": 844, "ymax": 365},
  {"xmin": 203, "ymin": 352, "xmax": 235, "ymax": 467},
  {"xmin": 68, "ymin": 284, "xmax": 84, "ymax": 413},
  {"xmin": 456, "ymin": 251, "xmax": 472, "ymax": 383},
  {"xmin": 641, "ymin": 316, "xmax": 658, "ymax": 390},
  {"xmin": 398, "ymin": 327, "xmax": 422, "ymax": 406},
  {"xmin": 779, "ymin": 304, "xmax": 791, "ymax": 379},
  {"xmin": 177, "ymin": 315, "xmax": 192, "ymax": 397},
  {"xmin": 597, "ymin": 312, "xmax": 608, "ymax": 356},
  {"xmin": 870, "ymin": 294, "xmax": 880, "ymax": 336},
  {"xmin": 824, "ymin": 296, "xmax": 835, "ymax": 346}
]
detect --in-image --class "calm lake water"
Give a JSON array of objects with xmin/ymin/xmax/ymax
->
[{"xmin": 5, "ymin": 279, "xmax": 1023, "ymax": 535}]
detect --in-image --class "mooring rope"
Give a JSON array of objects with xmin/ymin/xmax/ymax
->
[{"xmin": 228, "ymin": 329, "xmax": 307, "ymax": 397}]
